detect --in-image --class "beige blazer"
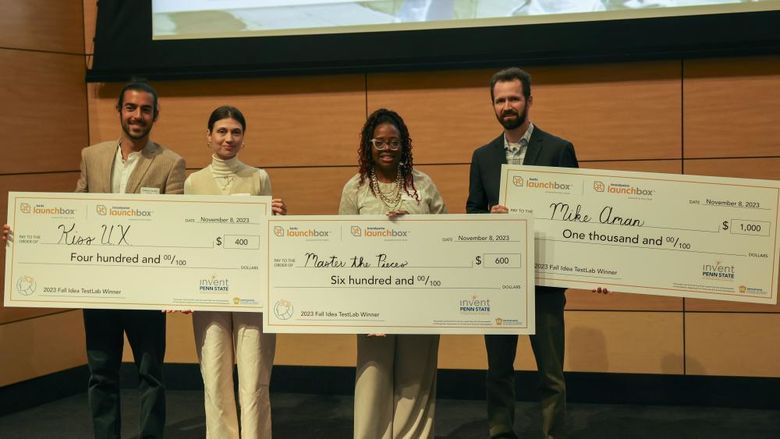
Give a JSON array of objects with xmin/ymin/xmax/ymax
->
[{"xmin": 74, "ymin": 140, "xmax": 185, "ymax": 194}]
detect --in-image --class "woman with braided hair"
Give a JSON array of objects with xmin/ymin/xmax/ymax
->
[{"xmin": 339, "ymin": 108, "xmax": 447, "ymax": 439}]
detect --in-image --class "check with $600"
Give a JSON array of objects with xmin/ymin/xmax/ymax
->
[{"xmin": 265, "ymin": 214, "xmax": 535, "ymax": 334}]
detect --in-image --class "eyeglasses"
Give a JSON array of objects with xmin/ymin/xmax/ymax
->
[{"xmin": 370, "ymin": 138, "xmax": 403, "ymax": 151}]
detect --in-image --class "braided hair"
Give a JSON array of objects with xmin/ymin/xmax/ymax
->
[{"xmin": 357, "ymin": 108, "xmax": 419, "ymax": 202}]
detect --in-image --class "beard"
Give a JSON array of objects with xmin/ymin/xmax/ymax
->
[
  {"xmin": 121, "ymin": 119, "xmax": 152, "ymax": 140},
  {"xmin": 497, "ymin": 106, "xmax": 528, "ymax": 130}
]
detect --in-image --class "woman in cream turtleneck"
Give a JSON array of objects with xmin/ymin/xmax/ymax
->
[{"xmin": 185, "ymin": 105, "xmax": 286, "ymax": 438}]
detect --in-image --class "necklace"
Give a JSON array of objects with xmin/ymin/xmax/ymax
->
[{"xmin": 370, "ymin": 169, "xmax": 403, "ymax": 210}]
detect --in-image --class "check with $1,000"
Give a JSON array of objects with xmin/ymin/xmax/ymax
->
[{"xmin": 500, "ymin": 165, "xmax": 780, "ymax": 304}]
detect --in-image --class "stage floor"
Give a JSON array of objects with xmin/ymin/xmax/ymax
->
[{"xmin": 1, "ymin": 390, "xmax": 778, "ymax": 438}]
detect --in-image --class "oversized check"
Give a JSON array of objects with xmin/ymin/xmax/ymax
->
[
  {"xmin": 499, "ymin": 165, "xmax": 780, "ymax": 304},
  {"xmin": 4, "ymin": 192, "xmax": 271, "ymax": 311},
  {"xmin": 265, "ymin": 214, "xmax": 534, "ymax": 334}
]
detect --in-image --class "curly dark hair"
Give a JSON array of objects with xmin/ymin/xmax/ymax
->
[{"xmin": 357, "ymin": 108, "xmax": 419, "ymax": 201}]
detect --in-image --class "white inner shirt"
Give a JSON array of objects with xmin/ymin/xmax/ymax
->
[{"xmin": 111, "ymin": 141, "xmax": 146, "ymax": 193}]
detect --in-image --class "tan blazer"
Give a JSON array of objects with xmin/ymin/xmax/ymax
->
[{"xmin": 74, "ymin": 140, "xmax": 185, "ymax": 194}]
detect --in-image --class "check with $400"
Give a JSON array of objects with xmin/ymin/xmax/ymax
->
[
  {"xmin": 499, "ymin": 165, "xmax": 780, "ymax": 304},
  {"xmin": 4, "ymin": 192, "xmax": 271, "ymax": 311},
  {"xmin": 265, "ymin": 214, "xmax": 535, "ymax": 334}
]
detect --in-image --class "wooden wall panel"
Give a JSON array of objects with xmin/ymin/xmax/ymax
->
[
  {"xmin": 440, "ymin": 336, "xmax": 555, "ymax": 373},
  {"xmin": 684, "ymin": 157, "xmax": 780, "ymax": 180},
  {"xmin": 566, "ymin": 290, "xmax": 682, "ymax": 312},
  {"xmin": 0, "ymin": 0, "xmax": 84, "ymax": 54},
  {"xmin": 0, "ymin": 310, "xmax": 85, "ymax": 386},
  {"xmin": 440, "ymin": 336, "xmax": 552, "ymax": 372},
  {"xmin": 416, "ymin": 164, "xmax": 470, "ymax": 214},
  {"xmin": 685, "ymin": 313, "xmax": 780, "ymax": 377},
  {"xmin": 87, "ymin": 76, "xmax": 367, "ymax": 169},
  {"xmin": 368, "ymin": 62, "xmax": 681, "ymax": 165},
  {"xmin": 0, "ymin": 172, "xmax": 82, "ymax": 324},
  {"xmin": 531, "ymin": 61, "xmax": 681, "ymax": 162},
  {"xmin": 0, "ymin": 0, "xmax": 89, "ymax": 387},
  {"xmin": 275, "ymin": 334, "xmax": 356, "ymax": 367},
  {"xmin": 265, "ymin": 167, "xmax": 357, "ymax": 215},
  {"xmin": 439, "ymin": 335, "xmax": 488, "ymax": 370},
  {"xmin": 162, "ymin": 313, "xmax": 196, "ymax": 363},
  {"xmin": 0, "ymin": 50, "xmax": 87, "ymax": 174},
  {"xmin": 565, "ymin": 311, "xmax": 684, "ymax": 374},
  {"xmin": 367, "ymin": 69, "xmax": 497, "ymax": 165},
  {"xmin": 84, "ymin": 0, "xmax": 97, "ymax": 55},
  {"xmin": 684, "ymin": 56, "xmax": 780, "ymax": 159},
  {"xmin": 583, "ymin": 159, "xmax": 682, "ymax": 174}
]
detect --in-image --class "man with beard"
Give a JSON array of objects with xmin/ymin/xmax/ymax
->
[
  {"xmin": 76, "ymin": 81, "xmax": 185, "ymax": 438},
  {"xmin": 466, "ymin": 67, "xmax": 577, "ymax": 439}
]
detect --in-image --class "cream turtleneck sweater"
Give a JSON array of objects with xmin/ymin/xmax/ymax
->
[{"xmin": 184, "ymin": 155, "xmax": 272, "ymax": 196}]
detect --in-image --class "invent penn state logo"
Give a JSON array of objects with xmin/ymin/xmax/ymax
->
[
  {"xmin": 593, "ymin": 181, "xmax": 606, "ymax": 192},
  {"xmin": 19, "ymin": 203, "xmax": 31, "ymax": 214},
  {"xmin": 96, "ymin": 204, "xmax": 108, "ymax": 216},
  {"xmin": 512, "ymin": 176, "xmax": 524, "ymax": 187},
  {"xmin": 351, "ymin": 226, "xmax": 362, "ymax": 237},
  {"xmin": 273, "ymin": 226, "xmax": 285, "ymax": 237}
]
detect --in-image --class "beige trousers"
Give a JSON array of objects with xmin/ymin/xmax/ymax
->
[
  {"xmin": 353, "ymin": 334, "xmax": 439, "ymax": 439},
  {"xmin": 193, "ymin": 311, "xmax": 276, "ymax": 439}
]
